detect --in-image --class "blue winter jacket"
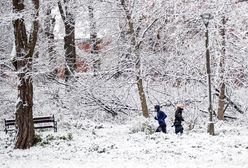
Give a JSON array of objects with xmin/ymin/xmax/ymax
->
[{"xmin": 155, "ymin": 111, "xmax": 167, "ymax": 126}]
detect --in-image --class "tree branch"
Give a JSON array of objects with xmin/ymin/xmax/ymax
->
[
  {"xmin": 27, "ymin": 0, "xmax": 40, "ymax": 58},
  {"xmin": 58, "ymin": 1, "xmax": 66, "ymax": 23},
  {"xmin": 137, "ymin": 18, "xmax": 158, "ymax": 47}
]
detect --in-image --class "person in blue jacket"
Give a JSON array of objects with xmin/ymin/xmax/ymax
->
[{"xmin": 154, "ymin": 105, "xmax": 167, "ymax": 133}]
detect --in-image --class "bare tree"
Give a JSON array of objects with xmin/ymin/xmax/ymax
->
[
  {"xmin": 88, "ymin": 1, "xmax": 100, "ymax": 74},
  {"xmin": 44, "ymin": 3, "xmax": 56, "ymax": 63},
  {"xmin": 217, "ymin": 16, "xmax": 227, "ymax": 120},
  {"xmin": 119, "ymin": 0, "xmax": 160, "ymax": 118},
  {"xmin": 58, "ymin": 0, "xmax": 76, "ymax": 82},
  {"xmin": 12, "ymin": 0, "xmax": 39, "ymax": 149}
]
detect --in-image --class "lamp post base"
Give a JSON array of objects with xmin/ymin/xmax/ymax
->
[{"xmin": 207, "ymin": 122, "xmax": 215, "ymax": 135}]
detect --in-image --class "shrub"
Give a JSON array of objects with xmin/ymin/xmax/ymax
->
[{"xmin": 129, "ymin": 117, "xmax": 156, "ymax": 135}]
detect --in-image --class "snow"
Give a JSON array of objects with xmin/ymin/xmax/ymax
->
[
  {"xmin": 1, "ymin": 118, "xmax": 248, "ymax": 168},
  {"xmin": 1, "ymin": 0, "xmax": 248, "ymax": 167}
]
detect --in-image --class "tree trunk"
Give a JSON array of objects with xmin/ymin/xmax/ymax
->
[
  {"xmin": 217, "ymin": 16, "xmax": 227, "ymax": 120},
  {"xmin": 58, "ymin": 0, "xmax": 76, "ymax": 82},
  {"xmin": 120, "ymin": 0, "xmax": 149, "ymax": 118},
  {"xmin": 15, "ymin": 75, "xmax": 34, "ymax": 149},
  {"xmin": 44, "ymin": 6, "xmax": 56, "ymax": 62},
  {"xmin": 12, "ymin": 0, "xmax": 39, "ymax": 149},
  {"xmin": 135, "ymin": 49, "xmax": 149, "ymax": 118},
  {"xmin": 88, "ymin": 3, "xmax": 100, "ymax": 74},
  {"xmin": 44, "ymin": 5, "xmax": 57, "ymax": 80},
  {"xmin": 217, "ymin": 83, "xmax": 225, "ymax": 120},
  {"xmin": 64, "ymin": 21, "xmax": 76, "ymax": 81}
]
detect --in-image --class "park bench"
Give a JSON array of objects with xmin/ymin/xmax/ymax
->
[{"xmin": 4, "ymin": 115, "xmax": 57, "ymax": 134}]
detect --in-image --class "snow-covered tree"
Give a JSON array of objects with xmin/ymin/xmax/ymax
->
[
  {"xmin": 58, "ymin": 0, "xmax": 76, "ymax": 82},
  {"xmin": 12, "ymin": 0, "xmax": 40, "ymax": 149}
]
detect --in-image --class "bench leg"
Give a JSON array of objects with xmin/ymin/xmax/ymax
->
[{"xmin": 54, "ymin": 121, "xmax": 57, "ymax": 132}]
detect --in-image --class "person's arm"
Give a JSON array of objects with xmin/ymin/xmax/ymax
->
[
  {"xmin": 163, "ymin": 112, "xmax": 167, "ymax": 120},
  {"xmin": 178, "ymin": 112, "xmax": 184, "ymax": 121}
]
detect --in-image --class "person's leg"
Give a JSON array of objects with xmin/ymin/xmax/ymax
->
[
  {"xmin": 156, "ymin": 126, "xmax": 161, "ymax": 132},
  {"xmin": 161, "ymin": 125, "xmax": 167, "ymax": 133},
  {"xmin": 175, "ymin": 126, "xmax": 179, "ymax": 134},
  {"xmin": 180, "ymin": 126, "xmax": 184, "ymax": 134},
  {"xmin": 175, "ymin": 125, "xmax": 183, "ymax": 134}
]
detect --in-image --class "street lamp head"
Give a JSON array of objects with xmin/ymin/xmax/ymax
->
[{"xmin": 200, "ymin": 13, "xmax": 213, "ymax": 27}]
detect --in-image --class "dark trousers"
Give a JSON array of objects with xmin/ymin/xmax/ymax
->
[
  {"xmin": 156, "ymin": 125, "xmax": 166, "ymax": 133},
  {"xmin": 175, "ymin": 125, "xmax": 183, "ymax": 134}
]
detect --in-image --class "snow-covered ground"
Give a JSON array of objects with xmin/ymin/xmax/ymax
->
[{"xmin": 1, "ymin": 118, "xmax": 248, "ymax": 168}]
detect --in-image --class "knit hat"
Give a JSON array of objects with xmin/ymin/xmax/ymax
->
[
  {"xmin": 154, "ymin": 105, "xmax": 160, "ymax": 111},
  {"xmin": 176, "ymin": 104, "xmax": 185, "ymax": 109}
]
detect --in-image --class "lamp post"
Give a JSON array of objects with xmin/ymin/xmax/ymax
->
[{"xmin": 200, "ymin": 13, "xmax": 214, "ymax": 135}]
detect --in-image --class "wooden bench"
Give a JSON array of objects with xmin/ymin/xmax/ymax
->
[{"xmin": 4, "ymin": 115, "xmax": 57, "ymax": 134}]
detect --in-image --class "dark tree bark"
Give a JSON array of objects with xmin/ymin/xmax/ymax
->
[
  {"xmin": 88, "ymin": 2, "xmax": 100, "ymax": 74},
  {"xmin": 44, "ymin": 5, "xmax": 56, "ymax": 61},
  {"xmin": 88, "ymin": 3, "xmax": 97, "ymax": 54},
  {"xmin": 44, "ymin": 5, "xmax": 56, "ymax": 80},
  {"xmin": 58, "ymin": 0, "xmax": 76, "ymax": 82},
  {"xmin": 217, "ymin": 16, "xmax": 227, "ymax": 120},
  {"xmin": 12, "ymin": 0, "xmax": 39, "ymax": 149}
]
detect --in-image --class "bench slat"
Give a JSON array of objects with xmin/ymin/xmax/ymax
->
[
  {"xmin": 34, "ymin": 126, "xmax": 55, "ymax": 129},
  {"xmin": 5, "ymin": 119, "xmax": 54, "ymax": 123},
  {"xmin": 5, "ymin": 120, "xmax": 54, "ymax": 125},
  {"xmin": 5, "ymin": 119, "xmax": 15, "ymax": 123},
  {"xmin": 33, "ymin": 116, "xmax": 54, "ymax": 121},
  {"xmin": 34, "ymin": 120, "xmax": 54, "ymax": 124},
  {"xmin": 5, "ymin": 123, "xmax": 15, "ymax": 126}
]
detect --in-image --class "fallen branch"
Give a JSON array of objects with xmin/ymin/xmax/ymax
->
[
  {"xmin": 214, "ymin": 89, "xmax": 244, "ymax": 114},
  {"xmin": 224, "ymin": 115, "xmax": 237, "ymax": 120}
]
